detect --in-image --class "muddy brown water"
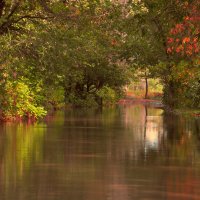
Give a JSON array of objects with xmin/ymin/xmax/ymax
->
[{"xmin": 0, "ymin": 104, "xmax": 200, "ymax": 200}]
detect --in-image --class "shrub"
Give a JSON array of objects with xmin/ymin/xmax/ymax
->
[
  {"xmin": 97, "ymin": 86, "xmax": 118, "ymax": 106},
  {"xmin": 0, "ymin": 80, "xmax": 47, "ymax": 120}
]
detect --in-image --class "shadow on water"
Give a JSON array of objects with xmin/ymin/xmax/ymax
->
[{"xmin": 0, "ymin": 104, "xmax": 200, "ymax": 200}]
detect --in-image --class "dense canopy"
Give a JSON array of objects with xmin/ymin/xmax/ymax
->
[{"xmin": 0, "ymin": 0, "xmax": 199, "ymax": 120}]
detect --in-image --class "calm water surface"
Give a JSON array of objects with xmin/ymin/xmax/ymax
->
[{"xmin": 0, "ymin": 104, "xmax": 200, "ymax": 200}]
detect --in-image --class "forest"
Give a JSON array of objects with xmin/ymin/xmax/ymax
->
[{"xmin": 0, "ymin": 0, "xmax": 199, "ymax": 121}]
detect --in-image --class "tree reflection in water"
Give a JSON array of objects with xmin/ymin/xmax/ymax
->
[{"xmin": 0, "ymin": 105, "xmax": 200, "ymax": 200}]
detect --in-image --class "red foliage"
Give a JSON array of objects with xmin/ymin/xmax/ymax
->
[{"xmin": 167, "ymin": 1, "xmax": 200, "ymax": 58}]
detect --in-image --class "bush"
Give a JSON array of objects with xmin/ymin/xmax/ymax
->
[
  {"xmin": 44, "ymin": 86, "xmax": 65, "ymax": 110},
  {"xmin": 97, "ymin": 86, "xmax": 118, "ymax": 106},
  {"xmin": 186, "ymin": 79, "xmax": 200, "ymax": 108},
  {"xmin": 0, "ymin": 80, "xmax": 47, "ymax": 120},
  {"xmin": 72, "ymin": 93, "xmax": 98, "ymax": 108}
]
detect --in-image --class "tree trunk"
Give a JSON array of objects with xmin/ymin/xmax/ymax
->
[
  {"xmin": 164, "ymin": 80, "xmax": 176, "ymax": 108},
  {"xmin": 64, "ymin": 84, "xmax": 72, "ymax": 103}
]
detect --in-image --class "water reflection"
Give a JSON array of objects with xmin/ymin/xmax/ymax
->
[{"xmin": 0, "ymin": 104, "xmax": 200, "ymax": 200}]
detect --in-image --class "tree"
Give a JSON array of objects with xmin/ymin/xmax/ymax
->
[
  {"xmin": 5, "ymin": 1, "xmax": 132, "ymax": 108},
  {"xmin": 122, "ymin": 0, "xmax": 200, "ymax": 107}
]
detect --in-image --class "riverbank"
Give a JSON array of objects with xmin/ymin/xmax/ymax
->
[
  {"xmin": 118, "ymin": 97, "xmax": 163, "ymax": 107},
  {"xmin": 118, "ymin": 97, "xmax": 200, "ymax": 117}
]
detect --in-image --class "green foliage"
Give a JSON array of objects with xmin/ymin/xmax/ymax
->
[
  {"xmin": 12, "ymin": 2, "xmax": 131, "ymax": 109},
  {"xmin": 0, "ymin": 80, "xmax": 46, "ymax": 120},
  {"xmin": 44, "ymin": 86, "xmax": 65, "ymax": 110},
  {"xmin": 187, "ymin": 81, "xmax": 200, "ymax": 108},
  {"xmin": 97, "ymin": 86, "xmax": 118, "ymax": 106},
  {"xmin": 69, "ymin": 93, "xmax": 98, "ymax": 108},
  {"xmin": 181, "ymin": 70, "xmax": 200, "ymax": 109},
  {"xmin": 0, "ymin": 0, "xmax": 199, "ymax": 122}
]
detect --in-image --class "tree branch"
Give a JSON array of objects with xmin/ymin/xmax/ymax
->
[
  {"xmin": 13, "ymin": 14, "xmax": 54, "ymax": 23},
  {"xmin": 6, "ymin": 1, "xmax": 20, "ymax": 20},
  {"xmin": 0, "ymin": 0, "xmax": 5, "ymax": 17}
]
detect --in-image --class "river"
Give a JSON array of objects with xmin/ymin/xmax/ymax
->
[{"xmin": 0, "ymin": 104, "xmax": 200, "ymax": 200}]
